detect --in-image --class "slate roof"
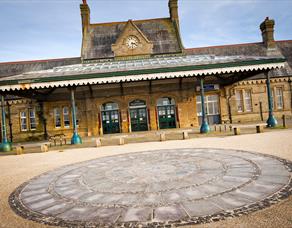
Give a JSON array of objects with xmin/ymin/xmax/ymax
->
[
  {"xmin": 0, "ymin": 57, "xmax": 81, "ymax": 79},
  {"xmin": 0, "ymin": 54, "xmax": 284, "ymax": 83},
  {"xmin": 0, "ymin": 41, "xmax": 290, "ymax": 85},
  {"xmin": 185, "ymin": 40, "xmax": 292, "ymax": 79},
  {"xmin": 82, "ymin": 18, "xmax": 182, "ymax": 60},
  {"xmin": 277, "ymin": 40, "xmax": 292, "ymax": 69},
  {"xmin": 0, "ymin": 53, "xmax": 285, "ymax": 94}
]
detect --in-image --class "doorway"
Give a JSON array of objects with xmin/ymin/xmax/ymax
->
[
  {"xmin": 101, "ymin": 102, "xmax": 120, "ymax": 134},
  {"xmin": 157, "ymin": 97, "xmax": 177, "ymax": 129},
  {"xmin": 129, "ymin": 100, "xmax": 148, "ymax": 132}
]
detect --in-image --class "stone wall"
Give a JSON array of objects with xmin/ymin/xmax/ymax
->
[
  {"xmin": 2, "ymin": 77, "xmax": 291, "ymax": 142},
  {"xmin": 224, "ymin": 77, "xmax": 292, "ymax": 123}
]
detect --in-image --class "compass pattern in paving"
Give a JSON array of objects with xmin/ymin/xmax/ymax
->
[{"xmin": 9, "ymin": 148, "xmax": 292, "ymax": 227}]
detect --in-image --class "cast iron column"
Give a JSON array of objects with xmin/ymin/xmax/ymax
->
[
  {"xmin": 265, "ymin": 72, "xmax": 277, "ymax": 127},
  {"xmin": 0, "ymin": 95, "xmax": 12, "ymax": 152},
  {"xmin": 199, "ymin": 78, "xmax": 210, "ymax": 133},
  {"xmin": 70, "ymin": 88, "xmax": 82, "ymax": 144}
]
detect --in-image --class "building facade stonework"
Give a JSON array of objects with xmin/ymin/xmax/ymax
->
[{"xmin": 0, "ymin": 1, "xmax": 291, "ymax": 144}]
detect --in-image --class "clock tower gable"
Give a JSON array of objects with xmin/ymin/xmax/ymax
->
[{"xmin": 112, "ymin": 20, "xmax": 154, "ymax": 59}]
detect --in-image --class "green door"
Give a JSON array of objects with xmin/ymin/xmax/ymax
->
[
  {"xmin": 130, "ymin": 108, "xmax": 148, "ymax": 132},
  {"xmin": 157, "ymin": 105, "xmax": 176, "ymax": 129},
  {"xmin": 102, "ymin": 110, "xmax": 120, "ymax": 134}
]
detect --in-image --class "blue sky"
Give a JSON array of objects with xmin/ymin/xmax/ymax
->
[{"xmin": 0, "ymin": 0, "xmax": 292, "ymax": 62}]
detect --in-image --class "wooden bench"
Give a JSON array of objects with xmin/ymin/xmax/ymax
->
[{"xmin": 49, "ymin": 134, "xmax": 67, "ymax": 146}]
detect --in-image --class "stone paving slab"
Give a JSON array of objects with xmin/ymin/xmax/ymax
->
[{"xmin": 9, "ymin": 148, "xmax": 292, "ymax": 227}]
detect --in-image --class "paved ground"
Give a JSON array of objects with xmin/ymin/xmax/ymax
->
[
  {"xmin": 9, "ymin": 148, "xmax": 291, "ymax": 227},
  {"xmin": 1, "ymin": 129, "xmax": 292, "ymax": 228}
]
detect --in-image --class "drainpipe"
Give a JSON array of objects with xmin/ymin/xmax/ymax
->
[
  {"xmin": 225, "ymin": 86, "xmax": 235, "ymax": 124},
  {"xmin": 6, "ymin": 101, "xmax": 13, "ymax": 142}
]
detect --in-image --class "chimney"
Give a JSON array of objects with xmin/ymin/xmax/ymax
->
[
  {"xmin": 260, "ymin": 17, "xmax": 276, "ymax": 49},
  {"xmin": 80, "ymin": 0, "xmax": 90, "ymax": 34},
  {"xmin": 169, "ymin": 0, "xmax": 179, "ymax": 25}
]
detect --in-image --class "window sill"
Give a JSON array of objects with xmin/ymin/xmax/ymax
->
[{"xmin": 235, "ymin": 111, "xmax": 255, "ymax": 115}]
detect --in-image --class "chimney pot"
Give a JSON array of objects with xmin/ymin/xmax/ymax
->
[
  {"xmin": 169, "ymin": 0, "xmax": 179, "ymax": 24},
  {"xmin": 260, "ymin": 17, "xmax": 276, "ymax": 49}
]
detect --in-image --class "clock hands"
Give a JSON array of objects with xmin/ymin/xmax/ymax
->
[{"xmin": 126, "ymin": 36, "xmax": 139, "ymax": 49}]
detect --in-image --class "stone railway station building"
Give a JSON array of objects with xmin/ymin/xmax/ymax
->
[{"xmin": 0, "ymin": 0, "xmax": 291, "ymax": 148}]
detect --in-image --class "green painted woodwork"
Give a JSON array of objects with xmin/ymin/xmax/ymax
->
[
  {"xmin": 266, "ymin": 73, "xmax": 278, "ymax": 127},
  {"xmin": 130, "ymin": 108, "xmax": 148, "ymax": 132},
  {"xmin": 0, "ymin": 95, "xmax": 12, "ymax": 152},
  {"xmin": 199, "ymin": 78, "xmax": 210, "ymax": 134},
  {"xmin": 102, "ymin": 110, "xmax": 120, "ymax": 134},
  {"xmin": 70, "ymin": 88, "xmax": 82, "ymax": 144},
  {"xmin": 157, "ymin": 105, "xmax": 176, "ymax": 129}
]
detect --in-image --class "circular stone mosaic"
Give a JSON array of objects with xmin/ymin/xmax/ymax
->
[{"xmin": 9, "ymin": 148, "xmax": 292, "ymax": 227}]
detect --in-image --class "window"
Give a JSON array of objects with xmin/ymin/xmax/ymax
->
[
  {"xmin": 157, "ymin": 97, "xmax": 175, "ymax": 106},
  {"xmin": 63, "ymin": 107, "xmax": 70, "ymax": 128},
  {"xmin": 29, "ymin": 109, "xmax": 37, "ymax": 130},
  {"xmin": 54, "ymin": 106, "xmax": 78, "ymax": 128},
  {"xmin": 235, "ymin": 90, "xmax": 253, "ymax": 113},
  {"xmin": 235, "ymin": 90, "xmax": 243, "ymax": 112},
  {"xmin": 196, "ymin": 96, "xmax": 203, "ymax": 116},
  {"xmin": 20, "ymin": 111, "xmax": 27, "ymax": 131},
  {"xmin": 244, "ymin": 90, "xmax": 252, "ymax": 112},
  {"xmin": 207, "ymin": 95, "xmax": 219, "ymax": 115},
  {"xmin": 275, "ymin": 87, "xmax": 283, "ymax": 109},
  {"xmin": 101, "ymin": 102, "xmax": 119, "ymax": 111},
  {"xmin": 196, "ymin": 95, "xmax": 220, "ymax": 116},
  {"xmin": 20, "ymin": 109, "xmax": 36, "ymax": 131},
  {"xmin": 54, "ymin": 108, "xmax": 61, "ymax": 128}
]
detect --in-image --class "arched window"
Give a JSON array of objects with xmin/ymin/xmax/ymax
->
[
  {"xmin": 129, "ymin": 99, "xmax": 146, "ymax": 108},
  {"xmin": 157, "ymin": 97, "xmax": 175, "ymax": 106},
  {"xmin": 101, "ymin": 102, "xmax": 119, "ymax": 111}
]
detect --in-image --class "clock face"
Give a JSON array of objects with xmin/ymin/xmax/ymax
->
[{"xmin": 126, "ymin": 36, "xmax": 139, "ymax": 49}]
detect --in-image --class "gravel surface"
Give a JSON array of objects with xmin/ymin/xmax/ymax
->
[{"xmin": 0, "ymin": 129, "xmax": 292, "ymax": 228}]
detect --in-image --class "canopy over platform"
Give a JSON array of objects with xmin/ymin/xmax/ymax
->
[{"xmin": 0, "ymin": 54, "xmax": 286, "ymax": 92}]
